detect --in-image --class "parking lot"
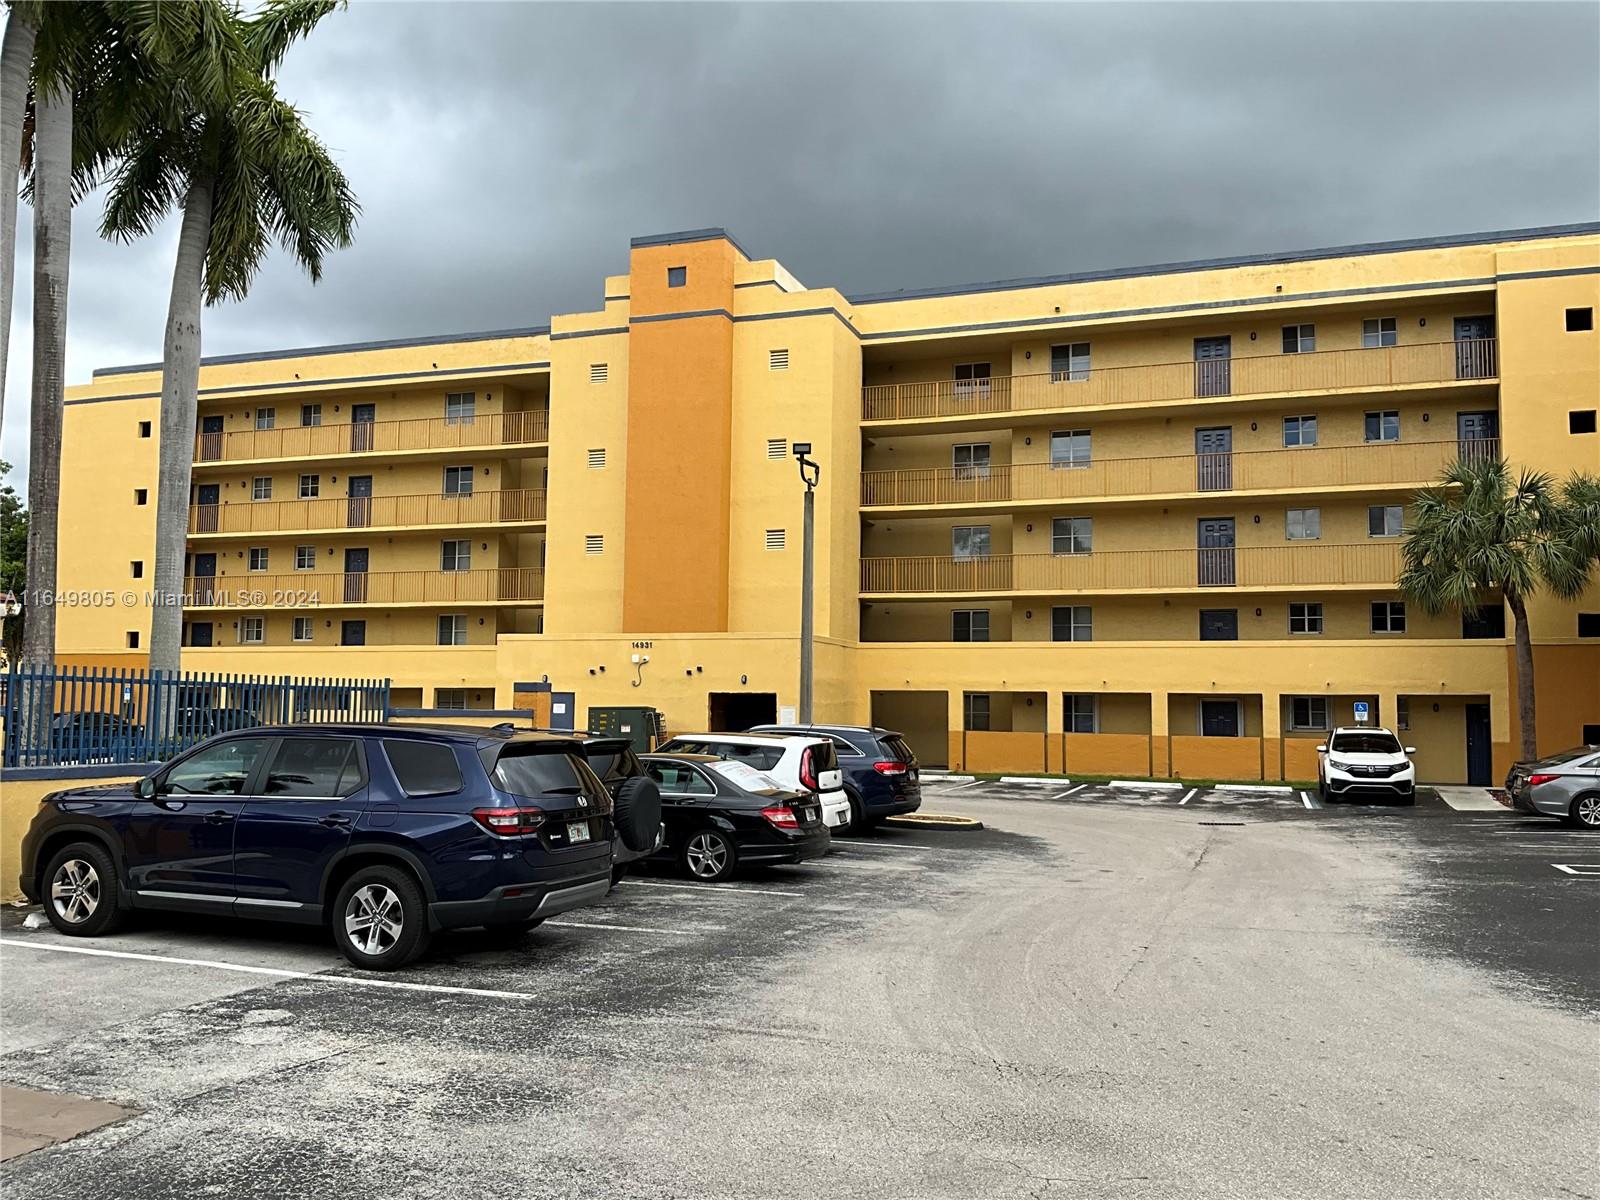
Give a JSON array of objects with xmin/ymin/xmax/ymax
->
[{"xmin": 3, "ymin": 783, "xmax": 1595, "ymax": 1199}]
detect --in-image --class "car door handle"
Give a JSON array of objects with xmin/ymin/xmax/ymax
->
[
  {"xmin": 318, "ymin": 814, "xmax": 352, "ymax": 828},
  {"xmin": 204, "ymin": 810, "xmax": 234, "ymax": 825}
]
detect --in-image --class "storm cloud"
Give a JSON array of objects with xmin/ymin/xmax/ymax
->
[{"xmin": 3, "ymin": 0, "xmax": 1597, "ymax": 480}]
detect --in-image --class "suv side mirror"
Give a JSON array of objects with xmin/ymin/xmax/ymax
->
[
  {"xmin": 1315, "ymin": 744, "xmax": 1328, "ymax": 753},
  {"xmin": 1404, "ymin": 747, "xmax": 1416, "ymax": 755},
  {"xmin": 135, "ymin": 775, "xmax": 157, "ymax": 800}
]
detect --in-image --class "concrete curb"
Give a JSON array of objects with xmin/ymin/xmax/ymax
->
[{"xmin": 884, "ymin": 813, "xmax": 985, "ymax": 832}]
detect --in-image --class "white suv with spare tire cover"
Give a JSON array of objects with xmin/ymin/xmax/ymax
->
[{"xmin": 655, "ymin": 732, "xmax": 851, "ymax": 830}]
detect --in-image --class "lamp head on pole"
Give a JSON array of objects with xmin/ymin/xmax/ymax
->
[{"xmin": 792, "ymin": 442, "xmax": 820, "ymax": 490}]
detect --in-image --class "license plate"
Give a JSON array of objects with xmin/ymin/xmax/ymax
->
[{"xmin": 567, "ymin": 821, "xmax": 591, "ymax": 844}]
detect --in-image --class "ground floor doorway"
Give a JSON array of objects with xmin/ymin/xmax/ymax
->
[{"xmin": 708, "ymin": 692, "xmax": 777, "ymax": 732}]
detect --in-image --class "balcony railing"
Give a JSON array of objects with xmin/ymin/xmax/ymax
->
[
  {"xmin": 861, "ymin": 439, "xmax": 1496, "ymax": 507},
  {"xmin": 183, "ymin": 567, "xmax": 544, "ymax": 608},
  {"xmin": 860, "ymin": 542, "xmax": 1403, "ymax": 594},
  {"xmin": 861, "ymin": 339, "xmax": 1497, "ymax": 422},
  {"xmin": 190, "ymin": 488, "xmax": 548, "ymax": 534},
  {"xmin": 194, "ymin": 409, "xmax": 549, "ymax": 464}
]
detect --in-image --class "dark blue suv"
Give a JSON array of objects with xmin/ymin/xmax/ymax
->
[
  {"xmin": 751, "ymin": 724, "xmax": 921, "ymax": 831},
  {"xmin": 17, "ymin": 724, "xmax": 614, "ymax": 970}
]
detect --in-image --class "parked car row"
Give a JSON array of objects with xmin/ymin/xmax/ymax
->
[{"xmin": 18, "ymin": 721, "xmax": 922, "ymax": 971}]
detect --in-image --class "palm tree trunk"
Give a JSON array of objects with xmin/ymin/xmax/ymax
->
[
  {"xmin": 147, "ymin": 177, "xmax": 213, "ymax": 675},
  {"xmin": 20, "ymin": 81, "xmax": 70, "ymax": 670},
  {"xmin": 0, "ymin": 10, "xmax": 39, "ymax": 446},
  {"xmin": 1506, "ymin": 590, "xmax": 1537, "ymax": 762}
]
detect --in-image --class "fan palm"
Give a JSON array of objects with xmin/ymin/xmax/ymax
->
[
  {"xmin": 1399, "ymin": 456, "xmax": 1600, "ymax": 762},
  {"xmin": 98, "ymin": 0, "xmax": 356, "ymax": 673}
]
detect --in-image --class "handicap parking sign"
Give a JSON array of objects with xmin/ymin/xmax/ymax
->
[{"xmin": 1354, "ymin": 701, "xmax": 1369, "ymax": 723}]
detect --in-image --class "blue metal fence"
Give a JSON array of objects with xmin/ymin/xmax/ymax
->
[{"xmin": 1, "ymin": 663, "xmax": 392, "ymax": 769}]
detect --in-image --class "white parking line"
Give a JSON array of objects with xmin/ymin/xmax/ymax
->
[
  {"xmin": 923, "ymin": 774, "xmax": 974, "ymax": 784},
  {"xmin": 1551, "ymin": 864, "xmax": 1600, "ymax": 876},
  {"xmin": 1300, "ymin": 790, "xmax": 1321, "ymax": 810},
  {"xmin": 1178, "ymin": 788, "xmax": 1198, "ymax": 805},
  {"xmin": 1054, "ymin": 784, "xmax": 1089, "ymax": 798},
  {"xmin": 833, "ymin": 840, "xmax": 937, "ymax": 854},
  {"xmin": 622, "ymin": 880, "xmax": 806, "ymax": 899},
  {"xmin": 0, "ymin": 938, "xmax": 543, "ymax": 1000},
  {"xmin": 545, "ymin": 920, "xmax": 719, "ymax": 935},
  {"xmin": 948, "ymin": 780, "xmax": 987, "ymax": 792},
  {"xmin": 1216, "ymin": 783, "xmax": 1294, "ymax": 794}
]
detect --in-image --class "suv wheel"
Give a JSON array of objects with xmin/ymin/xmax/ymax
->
[
  {"xmin": 43, "ymin": 842, "xmax": 124, "ymax": 937},
  {"xmin": 1569, "ymin": 794, "xmax": 1600, "ymax": 829},
  {"xmin": 332, "ymin": 866, "xmax": 430, "ymax": 970},
  {"xmin": 681, "ymin": 828, "xmax": 737, "ymax": 883},
  {"xmin": 846, "ymin": 791, "xmax": 875, "ymax": 835}
]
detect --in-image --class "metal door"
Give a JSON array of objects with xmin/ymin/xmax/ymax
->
[
  {"xmin": 1465, "ymin": 703, "xmax": 1492, "ymax": 786},
  {"xmin": 347, "ymin": 475, "xmax": 373, "ymax": 527},
  {"xmin": 1194, "ymin": 336, "xmax": 1232, "ymax": 397},
  {"xmin": 1195, "ymin": 427, "xmax": 1234, "ymax": 491},
  {"xmin": 191, "ymin": 552, "xmax": 217, "ymax": 605},
  {"xmin": 351, "ymin": 403, "xmax": 376, "ymax": 452},
  {"xmin": 1197, "ymin": 518, "xmax": 1236, "ymax": 586},
  {"xmin": 340, "ymin": 620, "xmax": 366, "ymax": 646},
  {"xmin": 1454, "ymin": 316, "xmax": 1496, "ymax": 379},
  {"xmin": 550, "ymin": 692, "xmax": 576, "ymax": 731},
  {"xmin": 200, "ymin": 415, "xmax": 224, "ymax": 461},
  {"xmin": 189, "ymin": 622, "xmax": 214, "ymax": 648},
  {"xmin": 1200, "ymin": 700, "xmax": 1241, "ymax": 737},
  {"xmin": 1456, "ymin": 411, "xmax": 1498, "ymax": 461},
  {"xmin": 1199, "ymin": 609, "xmax": 1238, "ymax": 641},
  {"xmin": 343, "ymin": 548, "xmax": 369, "ymax": 603},
  {"xmin": 196, "ymin": 483, "xmax": 220, "ymax": 533}
]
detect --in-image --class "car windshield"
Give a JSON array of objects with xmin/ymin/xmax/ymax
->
[
  {"xmin": 707, "ymin": 760, "xmax": 788, "ymax": 796},
  {"xmin": 493, "ymin": 748, "xmax": 592, "ymax": 798},
  {"xmin": 1330, "ymin": 732, "xmax": 1402, "ymax": 754}
]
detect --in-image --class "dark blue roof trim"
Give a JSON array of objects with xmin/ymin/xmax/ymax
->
[
  {"xmin": 629, "ymin": 227, "xmax": 754, "ymax": 260},
  {"xmin": 735, "ymin": 279, "xmax": 789, "ymax": 293},
  {"xmin": 550, "ymin": 326, "xmax": 629, "ymax": 342},
  {"xmin": 845, "ymin": 222, "xmax": 1600, "ymax": 306},
  {"xmin": 733, "ymin": 306, "xmax": 861, "ymax": 338},
  {"xmin": 67, "ymin": 360, "xmax": 552, "ymax": 406},
  {"xmin": 629, "ymin": 308, "xmax": 733, "ymax": 325},
  {"xmin": 93, "ymin": 325, "xmax": 554, "ymax": 378},
  {"xmin": 1497, "ymin": 265, "xmax": 1600, "ymax": 282}
]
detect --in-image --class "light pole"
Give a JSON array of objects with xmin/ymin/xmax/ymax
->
[{"xmin": 792, "ymin": 442, "xmax": 820, "ymax": 724}]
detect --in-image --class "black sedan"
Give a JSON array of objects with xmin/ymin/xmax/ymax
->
[{"xmin": 640, "ymin": 753, "xmax": 830, "ymax": 882}]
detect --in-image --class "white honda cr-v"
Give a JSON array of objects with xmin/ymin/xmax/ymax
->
[
  {"xmin": 655, "ymin": 732, "xmax": 851, "ymax": 829},
  {"xmin": 1317, "ymin": 726, "xmax": 1417, "ymax": 805}
]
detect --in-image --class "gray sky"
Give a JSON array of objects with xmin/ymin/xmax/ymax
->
[{"xmin": 4, "ymin": 0, "xmax": 1598, "ymax": 488}]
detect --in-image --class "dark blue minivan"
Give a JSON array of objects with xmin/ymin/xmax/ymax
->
[
  {"xmin": 18, "ymin": 724, "xmax": 616, "ymax": 969},
  {"xmin": 751, "ymin": 724, "xmax": 921, "ymax": 831}
]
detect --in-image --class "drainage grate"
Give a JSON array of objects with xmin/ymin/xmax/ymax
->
[{"xmin": 1197, "ymin": 821, "xmax": 1247, "ymax": 826}]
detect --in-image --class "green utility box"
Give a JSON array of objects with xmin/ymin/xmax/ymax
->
[{"xmin": 587, "ymin": 706, "xmax": 664, "ymax": 752}]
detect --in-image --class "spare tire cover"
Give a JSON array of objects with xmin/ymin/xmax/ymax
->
[{"xmin": 612, "ymin": 775, "xmax": 662, "ymax": 852}]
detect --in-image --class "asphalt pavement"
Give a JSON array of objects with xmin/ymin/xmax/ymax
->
[{"xmin": 1, "ymin": 781, "xmax": 1594, "ymax": 1199}]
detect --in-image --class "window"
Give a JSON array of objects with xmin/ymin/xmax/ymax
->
[
  {"xmin": 130, "ymin": 561, "xmax": 144, "ymax": 579},
  {"xmin": 263, "ymin": 737, "xmax": 360, "ymax": 797},
  {"xmin": 436, "ymin": 614, "xmax": 467, "ymax": 645},
  {"xmin": 444, "ymin": 392, "xmax": 475, "ymax": 424},
  {"xmin": 163, "ymin": 737, "xmax": 269, "ymax": 797},
  {"xmin": 1289, "ymin": 602, "xmax": 1324, "ymax": 635},
  {"xmin": 953, "ymin": 443, "xmax": 991, "ymax": 480},
  {"xmin": 1368, "ymin": 505, "xmax": 1404, "ymax": 537},
  {"xmin": 126, "ymin": 631, "xmax": 140, "ymax": 649},
  {"xmin": 1364, "ymin": 411, "xmax": 1400, "ymax": 442},
  {"xmin": 765, "ymin": 529, "xmax": 786, "ymax": 551},
  {"xmin": 383, "ymin": 740, "xmax": 463, "ymax": 797},
  {"xmin": 953, "ymin": 362, "xmax": 991, "ymax": 396},
  {"xmin": 248, "ymin": 547, "xmax": 269, "ymax": 572},
  {"xmin": 952, "ymin": 526, "xmax": 991, "ymax": 560},
  {"xmin": 1290, "ymin": 697, "xmax": 1329, "ymax": 731},
  {"xmin": 667, "ymin": 266, "xmax": 687, "ymax": 288},
  {"xmin": 1200, "ymin": 609, "xmax": 1238, "ymax": 641},
  {"xmin": 1362, "ymin": 317, "xmax": 1398, "ymax": 348},
  {"xmin": 135, "ymin": 488, "xmax": 148, "ymax": 505},
  {"xmin": 1571, "ymin": 410, "xmax": 1598, "ymax": 435},
  {"xmin": 1396, "ymin": 697, "xmax": 1411, "ymax": 731},
  {"xmin": 294, "ymin": 545, "xmax": 316, "ymax": 570},
  {"xmin": 252, "ymin": 476, "xmax": 272, "ymax": 501},
  {"xmin": 952, "ymin": 610, "xmax": 990, "ymax": 642},
  {"xmin": 1064, "ymin": 694, "xmax": 1097, "ymax": 733},
  {"xmin": 435, "ymin": 688, "xmax": 467, "ymax": 710},
  {"xmin": 1050, "ymin": 342, "xmax": 1090, "ymax": 382},
  {"xmin": 293, "ymin": 616, "xmax": 313, "ymax": 642},
  {"xmin": 1050, "ymin": 429, "xmax": 1091, "ymax": 469},
  {"xmin": 1282, "ymin": 415, "xmax": 1318, "ymax": 447},
  {"xmin": 1371, "ymin": 601, "xmax": 1407, "ymax": 633},
  {"xmin": 767, "ymin": 438, "xmax": 787, "ymax": 460},
  {"xmin": 1051, "ymin": 517, "xmax": 1092, "ymax": 555},
  {"xmin": 1051, "ymin": 606, "xmax": 1092, "ymax": 642},
  {"xmin": 441, "ymin": 540, "xmax": 471, "ymax": 572},
  {"xmin": 1577, "ymin": 613, "xmax": 1600, "ymax": 637},
  {"xmin": 963, "ymin": 693, "xmax": 991, "ymax": 732},
  {"xmin": 138, "ymin": 420, "xmax": 152, "ymax": 438},
  {"xmin": 1286, "ymin": 508, "xmax": 1321, "ymax": 540},
  {"xmin": 1281, "ymin": 324, "xmax": 1315, "ymax": 354},
  {"xmin": 585, "ymin": 534, "xmax": 604, "ymax": 554},
  {"xmin": 299, "ymin": 474, "xmax": 320, "ymax": 499},
  {"xmin": 1567, "ymin": 307, "xmax": 1594, "ymax": 332},
  {"xmin": 589, "ymin": 362, "xmax": 608, "ymax": 383},
  {"xmin": 645, "ymin": 761, "xmax": 717, "ymax": 796},
  {"xmin": 1463, "ymin": 606, "xmax": 1506, "ymax": 639},
  {"xmin": 300, "ymin": 403, "xmax": 322, "ymax": 427},
  {"xmin": 587, "ymin": 448, "xmax": 606, "ymax": 469},
  {"xmin": 188, "ymin": 622, "xmax": 213, "ymax": 647},
  {"xmin": 340, "ymin": 620, "xmax": 366, "ymax": 646},
  {"xmin": 769, "ymin": 348, "xmax": 789, "ymax": 371},
  {"xmin": 255, "ymin": 408, "xmax": 275, "ymax": 430},
  {"xmin": 443, "ymin": 466, "xmax": 474, "ymax": 496},
  {"xmin": 241, "ymin": 616, "xmax": 265, "ymax": 644}
]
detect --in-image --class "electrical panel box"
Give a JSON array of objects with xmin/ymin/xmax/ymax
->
[{"xmin": 587, "ymin": 706, "xmax": 662, "ymax": 752}]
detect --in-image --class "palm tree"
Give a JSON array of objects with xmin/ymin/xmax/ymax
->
[
  {"xmin": 1400, "ymin": 456, "xmax": 1600, "ymax": 762},
  {"xmin": 98, "ymin": 0, "xmax": 356, "ymax": 674},
  {"xmin": 0, "ymin": 2, "xmax": 41, "ymax": 444}
]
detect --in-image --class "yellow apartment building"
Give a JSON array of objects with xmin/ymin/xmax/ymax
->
[{"xmin": 55, "ymin": 223, "xmax": 1600, "ymax": 784}]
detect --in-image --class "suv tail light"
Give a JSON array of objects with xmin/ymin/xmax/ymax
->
[
  {"xmin": 472, "ymin": 806, "xmax": 546, "ymax": 836},
  {"xmin": 761, "ymin": 804, "xmax": 799, "ymax": 831},
  {"xmin": 1527, "ymin": 773, "xmax": 1560, "ymax": 787},
  {"xmin": 799, "ymin": 747, "xmax": 818, "ymax": 791},
  {"xmin": 873, "ymin": 761, "xmax": 909, "ymax": 776}
]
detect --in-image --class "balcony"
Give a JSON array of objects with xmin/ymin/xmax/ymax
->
[
  {"xmin": 189, "ymin": 488, "xmax": 547, "ymax": 536},
  {"xmin": 861, "ymin": 339, "xmax": 1497, "ymax": 423},
  {"xmin": 194, "ymin": 410, "xmax": 549, "ymax": 466},
  {"xmin": 860, "ymin": 542, "xmax": 1404, "ymax": 597},
  {"xmin": 183, "ymin": 567, "xmax": 545, "ymax": 609},
  {"xmin": 861, "ymin": 439, "xmax": 1492, "ymax": 511}
]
